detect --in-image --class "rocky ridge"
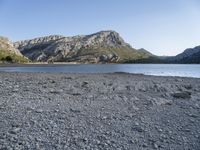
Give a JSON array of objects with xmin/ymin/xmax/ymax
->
[{"xmin": 14, "ymin": 31, "xmax": 151, "ymax": 63}]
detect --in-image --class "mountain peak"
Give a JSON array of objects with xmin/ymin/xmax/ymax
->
[
  {"xmin": 82, "ymin": 30, "xmax": 129, "ymax": 48},
  {"xmin": 94, "ymin": 30, "xmax": 119, "ymax": 35}
]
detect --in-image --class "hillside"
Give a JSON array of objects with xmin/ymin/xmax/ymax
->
[
  {"xmin": 0, "ymin": 36, "xmax": 29, "ymax": 63},
  {"xmin": 14, "ymin": 31, "xmax": 152, "ymax": 63},
  {"xmin": 169, "ymin": 46, "xmax": 200, "ymax": 64}
]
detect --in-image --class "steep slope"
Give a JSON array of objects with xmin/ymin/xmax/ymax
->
[
  {"xmin": 14, "ymin": 31, "xmax": 152, "ymax": 63},
  {"xmin": 0, "ymin": 36, "xmax": 29, "ymax": 63},
  {"xmin": 137, "ymin": 48, "xmax": 154, "ymax": 56},
  {"xmin": 170, "ymin": 46, "xmax": 200, "ymax": 63}
]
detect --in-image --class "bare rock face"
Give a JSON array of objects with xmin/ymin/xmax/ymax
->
[
  {"xmin": 0, "ymin": 36, "xmax": 23, "ymax": 56},
  {"xmin": 14, "ymin": 31, "xmax": 148, "ymax": 63}
]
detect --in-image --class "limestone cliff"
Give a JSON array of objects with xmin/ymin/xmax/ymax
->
[{"xmin": 14, "ymin": 31, "xmax": 152, "ymax": 63}]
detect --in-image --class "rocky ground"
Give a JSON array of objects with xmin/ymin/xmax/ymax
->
[{"xmin": 0, "ymin": 73, "xmax": 200, "ymax": 150}]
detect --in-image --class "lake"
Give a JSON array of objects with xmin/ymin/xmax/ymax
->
[{"xmin": 0, "ymin": 64, "xmax": 200, "ymax": 78}]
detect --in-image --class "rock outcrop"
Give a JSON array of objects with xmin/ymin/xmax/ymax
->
[{"xmin": 14, "ymin": 31, "xmax": 151, "ymax": 63}]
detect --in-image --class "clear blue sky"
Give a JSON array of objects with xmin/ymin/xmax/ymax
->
[{"xmin": 0, "ymin": 0, "xmax": 200, "ymax": 56}]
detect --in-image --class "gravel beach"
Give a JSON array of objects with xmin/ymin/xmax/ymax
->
[{"xmin": 0, "ymin": 72, "xmax": 200, "ymax": 150}]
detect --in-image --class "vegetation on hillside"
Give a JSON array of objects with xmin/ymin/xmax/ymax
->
[
  {"xmin": 73, "ymin": 46, "xmax": 152, "ymax": 63},
  {"xmin": 0, "ymin": 49, "xmax": 29, "ymax": 63}
]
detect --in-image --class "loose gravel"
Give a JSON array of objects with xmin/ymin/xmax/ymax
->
[{"xmin": 0, "ymin": 73, "xmax": 200, "ymax": 150}]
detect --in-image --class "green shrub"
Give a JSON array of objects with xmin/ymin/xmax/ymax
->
[
  {"xmin": 0, "ymin": 49, "xmax": 29, "ymax": 63},
  {"xmin": 5, "ymin": 56, "xmax": 13, "ymax": 62}
]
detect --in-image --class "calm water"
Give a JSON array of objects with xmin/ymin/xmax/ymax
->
[{"xmin": 0, "ymin": 64, "xmax": 200, "ymax": 78}]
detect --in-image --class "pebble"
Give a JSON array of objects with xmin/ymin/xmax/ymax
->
[
  {"xmin": 70, "ymin": 108, "xmax": 81, "ymax": 113},
  {"xmin": 9, "ymin": 128, "xmax": 21, "ymax": 134},
  {"xmin": 142, "ymin": 143, "xmax": 148, "ymax": 147},
  {"xmin": 132, "ymin": 126, "xmax": 144, "ymax": 133},
  {"xmin": 172, "ymin": 91, "xmax": 191, "ymax": 99},
  {"xmin": 96, "ymin": 140, "xmax": 101, "ymax": 144},
  {"xmin": 158, "ymin": 128, "xmax": 163, "ymax": 132},
  {"xmin": 50, "ymin": 80, "xmax": 56, "ymax": 83},
  {"xmin": 12, "ymin": 89, "xmax": 19, "ymax": 92},
  {"xmin": 35, "ymin": 109, "xmax": 43, "ymax": 113},
  {"xmin": 82, "ymin": 81, "xmax": 89, "ymax": 87},
  {"xmin": 50, "ymin": 89, "xmax": 63, "ymax": 94},
  {"xmin": 153, "ymin": 143, "xmax": 159, "ymax": 149},
  {"xmin": 134, "ymin": 122, "xmax": 139, "ymax": 126}
]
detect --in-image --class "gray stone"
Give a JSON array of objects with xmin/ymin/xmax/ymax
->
[
  {"xmin": 9, "ymin": 128, "xmax": 21, "ymax": 134},
  {"xmin": 172, "ymin": 91, "xmax": 191, "ymax": 99}
]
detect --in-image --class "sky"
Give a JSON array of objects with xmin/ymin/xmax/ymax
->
[{"xmin": 0, "ymin": 0, "xmax": 200, "ymax": 56}]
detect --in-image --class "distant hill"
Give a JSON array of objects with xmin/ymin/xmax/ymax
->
[
  {"xmin": 0, "ymin": 36, "xmax": 29, "ymax": 63},
  {"xmin": 14, "ymin": 31, "xmax": 152, "ymax": 63},
  {"xmin": 168, "ymin": 46, "xmax": 200, "ymax": 64},
  {"xmin": 135, "ymin": 46, "xmax": 200, "ymax": 64}
]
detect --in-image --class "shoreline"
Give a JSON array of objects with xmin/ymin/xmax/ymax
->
[
  {"xmin": 0, "ymin": 64, "xmax": 200, "ymax": 79},
  {"xmin": 0, "ymin": 71, "xmax": 198, "ymax": 79},
  {"xmin": 0, "ymin": 73, "xmax": 200, "ymax": 149},
  {"xmin": 0, "ymin": 71, "xmax": 199, "ymax": 79}
]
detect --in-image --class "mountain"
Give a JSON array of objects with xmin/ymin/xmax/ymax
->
[
  {"xmin": 0, "ymin": 36, "xmax": 29, "ymax": 63},
  {"xmin": 168, "ymin": 46, "xmax": 200, "ymax": 64},
  {"xmin": 14, "ymin": 31, "xmax": 152, "ymax": 63}
]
